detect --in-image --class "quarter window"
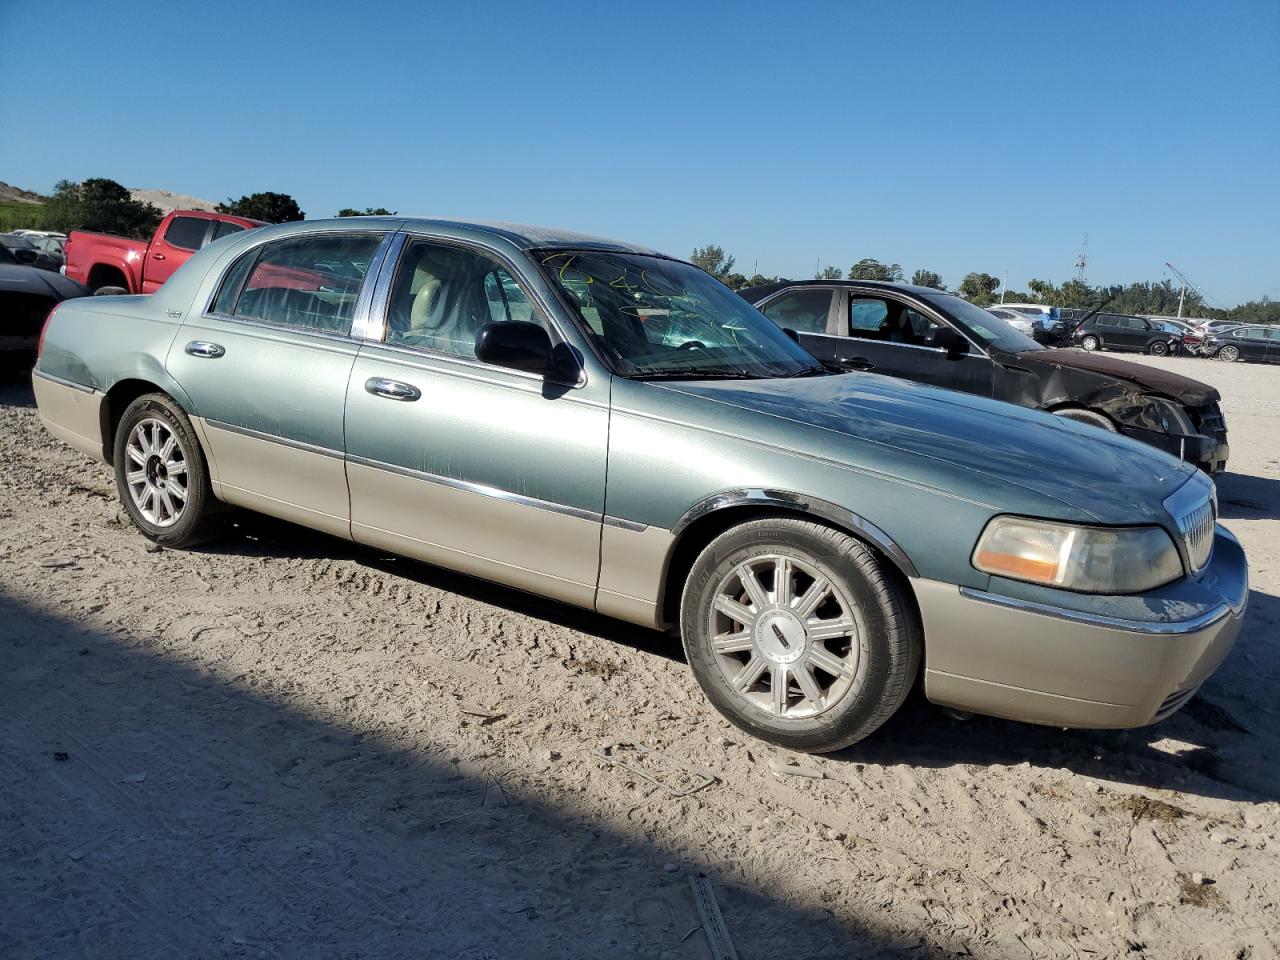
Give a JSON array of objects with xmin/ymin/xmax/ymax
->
[
  {"xmin": 163, "ymin": 216, "xmax": 210, "ymax": 251},
  {"xmin": 386, "ymin": 239, "xmax": 550, "ymax": 359},
  {"xmin": 760, "ymin": 289, "xmax": 832, "ymax": 334},
  {"xmin": 217, "ymin": 233, "xmax": 381, "ymax": 335}
]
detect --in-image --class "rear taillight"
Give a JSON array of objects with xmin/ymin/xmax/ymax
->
[{"xmin": 37, "ymin": 301, "xmax": 62, "ymax": 360}]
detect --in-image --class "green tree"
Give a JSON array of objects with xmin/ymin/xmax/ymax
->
[
  {"xmin": 958, "ymin": 272, "xmax": 1001, "ymax": 305},
  {"xmin": 42, "ymin": 178, "xmax": 163, "ymax": 238},
  {"xmin": 689, "ymin": 244, "xmax": 736, "ymax": 281},
  {"xmin": 848, "ymin": 258, "xmax": 903, "ymax": 282},
  {"xmin": 815, "ymin": 265, "xmax": 842, "ymax": 279},
  {"xmin": 1227, "ymin": 297, "xmax": 1280, "ymax": 324},
  {"xmin": 910, "ymin": 268, "xmax": 943, "ymax": 289},
  {"xmin": 217, "ymin": 191, "xmax": 305, "ymax": 223},
  {"xmin": 337, "ymin": 206, "xmax": 396, "ymax": 217},
  {"xmin": 720, "ymin": 272, "xmax": 750, "ymax": 290},
  {"xmin": 1026, "ymin": 278, "xmax": 1058, "ymax": 303},
  {"xmin": 746, "ymin": 273, "xmax": 778, "ymax": 288}
]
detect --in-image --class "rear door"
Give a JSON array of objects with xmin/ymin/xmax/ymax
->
[
  {"xmin": 143, "ymin": 215, "xmax": 215, "ymax": 293},
  {"xmin": 168, "ymin": 229, "xmax": 390, "ymax": 538},
  {"xmin": 1228, "ymin": 326, "xmax": 1270, "ymax": 361},
  {"xmin": 756, "ymin": 287, "xmax": 839, "ymax": 365}
]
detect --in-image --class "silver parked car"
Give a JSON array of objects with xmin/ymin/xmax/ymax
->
[{"xmin": 32, "ymin": 218, "xmax": 1247, "ymax": 752}]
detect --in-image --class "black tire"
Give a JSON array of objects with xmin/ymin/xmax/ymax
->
[
  {"xmin": 93, "ymin": 286, "xmax": 129, "ymax": 296},
  {"xmin": 680, "ymin": 518, "xmax": 920, "ymax": 753},
  {"xmin": 1080, "ymin": 334, "xmax": 1100, "ymax": 351},
  {"xmin": 1149, "ymin": 340, "xmax": 1169, "ymax": 357},
  {"xmin": 1053, "ymin": 407, "xmax": 1117, "ymax": 432},
  {"xmin": 113, "ymin": 393, "xmax": 224, "ymax": 548}
]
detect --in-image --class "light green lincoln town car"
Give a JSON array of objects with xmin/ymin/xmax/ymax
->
[{"xmin": 33, "ymin": 218, "xmax": 1248, "ymax": 752}]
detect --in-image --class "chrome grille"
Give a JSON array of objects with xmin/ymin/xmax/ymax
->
[{"xmin": 1163, "ymin": 475, "xmax": 1217, "ymax": 574}]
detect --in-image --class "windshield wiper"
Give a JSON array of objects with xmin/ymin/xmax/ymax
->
[
  {"xmin": 628, "ymin": 368, "xmax": 762, "ymax": 381},
  {"xmin": 781, "ymin": 363, "xmax": 830, "ymax": 378}
]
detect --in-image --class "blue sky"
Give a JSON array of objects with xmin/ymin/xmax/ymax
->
[{"xmin": 4, "ymin": 0, "xmax": 1277, "ymax": 304}]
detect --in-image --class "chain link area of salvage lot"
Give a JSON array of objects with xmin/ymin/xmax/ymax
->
[{"xmin": 1, "ymin": 353, "xmax": 1277, "ymax": 959}]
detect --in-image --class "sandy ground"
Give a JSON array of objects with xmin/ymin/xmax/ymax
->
[{"xmin": 2, "ymin": 352, "xmax": 1278, "ymax": 959}]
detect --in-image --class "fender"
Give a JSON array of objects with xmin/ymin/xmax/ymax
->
[{"xmin": 671, "ymin": 487, "xmax": 919, "ymax": 579}]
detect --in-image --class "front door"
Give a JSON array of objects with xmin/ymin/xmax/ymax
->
[
  {"xmin": 829, "ymin": 291, "xmax": 995, "ymax": 396},
  {"xmin": 343, "ymin": 235, "xmax": 608, "ymax": 608},
  {"xmin": 167, "ymin": 229, "xmax": 389, "ymax": 538}
]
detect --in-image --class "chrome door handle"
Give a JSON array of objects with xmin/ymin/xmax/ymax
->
[
  {"xmin": 839, "ymin": 356, "xmax": 873, "ymax": 371},
  {"xmin": 365, "ymin": 377, "xmax": 421, "ymax": 401},
  {"xmin": 185, "ymin": 340, "xmax": 225, "ymax": 358}
]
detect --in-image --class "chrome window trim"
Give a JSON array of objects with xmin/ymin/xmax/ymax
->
[
  {"xmin": 194, "ymin": 312, "xmax": 367, "ymax": 347},
  {"xmin": 350, "ymin": 231, "xmax": 399, "ymax": 340},
  {"xmin": 32, "ymin": 369, "xmax": 96, "ymax": 394},
  {"xmin": 671, "ymin": 488, "xmax": 919, "ymax": 579},
  {"xmin": 345, "ymin": 454, "xmax": 605, "ymax": 525},
  {"xmin": 200, "ymin": 227, "xmax": 394, "ymax": 335},
  {"xmin": 204, "ymin": 418, "xmax": 344, "ymax": 460},
  {"xmin": 366, "ymin": 230, "xmax": 587, "ymax": 389},
  {"xmin": 958, "ymin": 586, "xmax": 1233, "ymax": 636}
]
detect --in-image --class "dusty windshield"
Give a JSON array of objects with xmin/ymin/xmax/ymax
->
[
  {"xmin": 537, "ymin": 251, "xmax": 820, "ymax": 378},
  {"xmin": 933, "ymin": 293, "xmax": 1045, "ymax": 353}
]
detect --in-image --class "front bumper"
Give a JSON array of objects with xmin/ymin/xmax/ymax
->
[
  {"xmin": 916, "ymin": 529, "xmax": 1248, "ymax": 729},
  {"xmin": 1119, "ymin": 424, "xmax": 1229, "ymax": 475}
]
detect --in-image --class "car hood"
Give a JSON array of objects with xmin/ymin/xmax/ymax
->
[
  {"xmin": 0, "ymin": 263, "xmax": 90, "ymax": 300},
  {"xmin": 1023, "ymin": 348, "xmax": 1219, "ymax": 405},
  {"xmin": 659, "ymin": 372, "xmax": 1196, "ymax": 521}
]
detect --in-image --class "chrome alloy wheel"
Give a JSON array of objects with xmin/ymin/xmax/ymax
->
[
  {"xmin": 708, "ymin": 554, "xmax": 863, "ymax": 720},
  {"xmin": 124, "ymin": 418, "xmax": 189, "ymax": 527}
]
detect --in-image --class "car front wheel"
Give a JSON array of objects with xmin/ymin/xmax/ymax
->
[
  {"xmin": 680, "ymin": 518, "xmax": 920, "ymax": 753},
  {"xmin": 113, "ymin": 393, "xmax": 224, "ymax": 548},
  {"xmin": 1080, "ymin": 335, "xmax": 1100, "ymax": 351},
  {"xmin": 1218, "ymin": 345, "xmax": 1240, "ymax": 362},
  {"xmin": 1053, "ymin": 407, "xmax": 1117, "ymax": 432}
]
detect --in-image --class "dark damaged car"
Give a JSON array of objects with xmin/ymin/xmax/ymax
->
[
  {"xmin": 741, "ymin": 280, "xmax": 1228, "ymax": 474},
  {"xmin": 0, "ymin": 242, "xmax": 90, "ymax": 370}
]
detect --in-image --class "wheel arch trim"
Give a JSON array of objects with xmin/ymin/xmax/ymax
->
[{"xmin": 669, "ymin": 488, "xmax": 920, "ymax": 579}]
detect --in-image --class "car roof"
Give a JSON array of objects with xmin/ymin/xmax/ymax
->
[
  {"xmin": 736, "ymin": 278, "xmax": 957, "ymax": 303},
  {"xmin": 274, "ymin": 216, "xmax": 669, "ymax": 257}
]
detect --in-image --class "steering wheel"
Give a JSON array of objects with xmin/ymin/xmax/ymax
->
[{"xmin": 678, "ymin": 340, "xmax": 707, "ymax": 351}]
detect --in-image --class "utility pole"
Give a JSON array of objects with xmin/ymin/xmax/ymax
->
[
  {"xmin": 1000, "ymin": 271, "xmax": 1007, "ymax": 304},
  {"xmin": 1165, "ymin": 262, "xmax": 1201, "ymax": 319}
]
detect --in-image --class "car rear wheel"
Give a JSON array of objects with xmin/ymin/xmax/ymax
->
[
  {"xmin": 1080, "ymin": 335, "xmax": 1100, "ymax": 351},
  {"xmin": 680, "ymin": 518, "xmax": 920, "ymax": 753},
  {"xmin": 1053, "ymin": 407, "xmax": 1117, "ymax": 432},
  {"xmin": 1149, "ymin": 340, "xmax": 1169, "ymax": 356},
  {"xmin": 1218, "ymin": 345, "xmax": 1240, "ymax": 362},
  {"xmin": 113, "ymin": 393, "xmax": 224, "ymax": 548}
]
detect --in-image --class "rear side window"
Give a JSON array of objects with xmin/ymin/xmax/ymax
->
[
  {"xmin": 163, "ymin": 216, "xmax": 210, "ymax": 251},
  {"xmin": 212, "ymin": 221, "xmax": 246, "ymax": 241},
  {"xmin": 760, "ymin": 289, "xmax": 832, "ymax": 334},
  {"xmin": 213, "ymin": 233, "xmax": 382, "ymax": 335}
]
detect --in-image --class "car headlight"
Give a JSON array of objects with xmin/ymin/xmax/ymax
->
[{"xmin": 972, "ymin": 516, "xmax": 1183, "ymax": 593}]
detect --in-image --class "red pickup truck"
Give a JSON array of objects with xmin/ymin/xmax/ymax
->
[{"xmin": 64, "ymin": 209, "xmax": 266, "ymax": 294}]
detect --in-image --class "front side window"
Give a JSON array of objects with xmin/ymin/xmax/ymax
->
[
  {"xmin": 846, "ymin": 295, "xmax": 946, "ymax": 347},
  {"xmin": 538, "ymin": 251, "xmax": 817, "ymax": 378},
  {"xmin": 216, "ymin": 233, "xmax": 381, "ymax": 335},
  {"xmin": 926, "ymin": 293, "xmax": 1042, "ymax": 353},
  {"xmin": 385, "ymin": 239, "xmax": 551, "ymax": 358},
  {"xmin": 760, "ymin": 289, "xmax": 832, "ymax": 334},
  {"xmin": 163, "ymin": 216, "xmax": 210, "ymax": 251}
]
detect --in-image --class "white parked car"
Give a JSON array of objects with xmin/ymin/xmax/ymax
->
[{"xmin": 986, "ymin": 307, "xmax": 1036, "ymax": 336}]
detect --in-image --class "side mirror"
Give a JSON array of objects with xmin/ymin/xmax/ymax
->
[
  {"xmin": 475, "ymin": 321, "xmax": 581, "ymax": 383},
  {"xmin": 933, "ymin": 327, "xmax": 970, "ymax": 359},
  {"xmin": 12, "ymin": 248, "xmax": 38, "ymax": 265},
  {"xmin": 781, "ymin": 327, "xmax": 801, "ymax": 344}
]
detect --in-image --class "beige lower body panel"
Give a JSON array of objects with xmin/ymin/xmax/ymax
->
[
  {"xmin": 199, "ymin": 419, "xmax": 351, "ymax": 540},
  {"xmin": 595, "ymin": 523, "xmax": 676, "ymax": 628},
  {"xmin": 33, "ymin": 375, "xmax": 105, "ymax": 462},
  {"xmin": 914, "ymin": 578, "xmax": 1243, "ymax": 728},
  {"xmin": 347, "ymin": 462, "xmax": 598, "ymax": 610}
]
